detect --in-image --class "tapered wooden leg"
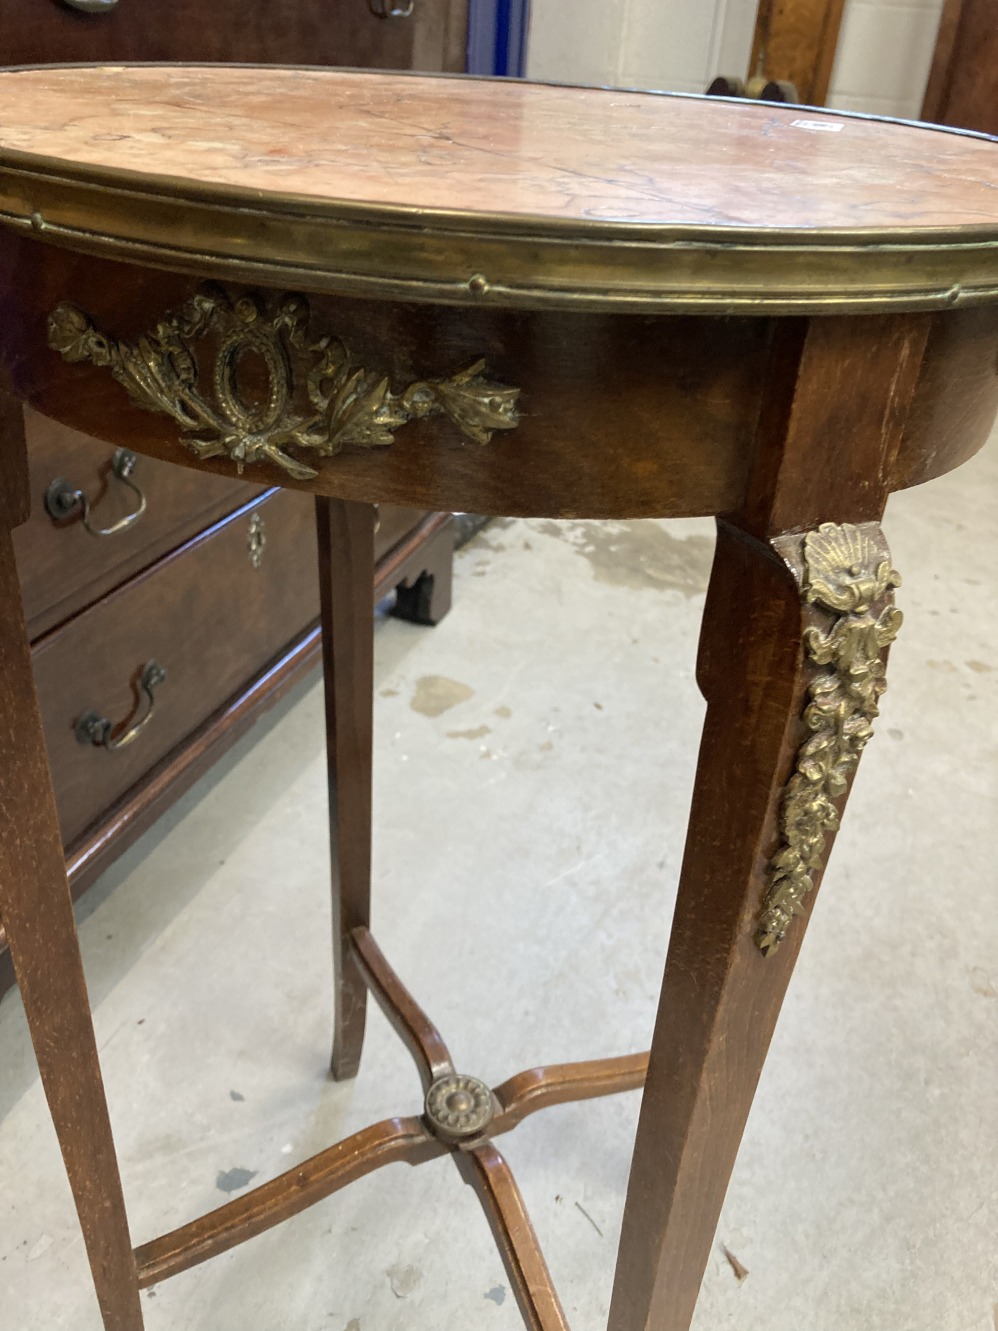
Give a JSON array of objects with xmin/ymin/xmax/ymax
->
[
  {"xmin": 609, "ymin": 523, "xmax": 837, "ymax": 1331},
  {"xmin": 315, "ymin": 498, "xmax": 376, "ymax": 1081},
  {"xmin": 609, "ymin": 313, "xmax": 929, "ymax": 1331},
  {"xmin": 0, "ymin": 529, "xmax": 143, "ymax": 1331}
]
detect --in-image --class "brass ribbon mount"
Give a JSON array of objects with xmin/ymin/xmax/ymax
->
[{"xmin": 48, "ymin": 285, "xmax": 520, "ymax": 481}]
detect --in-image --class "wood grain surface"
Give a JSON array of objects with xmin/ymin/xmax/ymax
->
[
  {"xmin": 13, "ymin": 409, "xmax": 255, "ymax": 636},
  {"xmin": 0, "ymin": 519, "xmax": 142, "ymax": 1329},
  {"xmin": 921, "ymin": 0, "xmax": 998, "ymax": 136},
  {"xmin": 30, "ymin": 489, "xmax": 318, "ymax": 845},
  {"xmin": 609, "ymin": 313, "xmax": 928, "ymax": 1331},
  {"xmin": 316, "ymin": 501, "xmax": 377, "ymax": 1083},
  {"xmin": 749, "ymin": 0, "xmax": 846, "ymax": 105},
  {"xmin": 1, "ymin": 51, "xmax": 996, "ymax": 1331},
  {"xmin": 4, "ymin": 246, "xmax": 998, "ymax": 517},
  {"xmin": 0, "ymin": 510, "xmax": 456, "ymax": 1001},
  {"xmin": 0, "ymin": 0, "xmax": 467, "ymax": 74}
]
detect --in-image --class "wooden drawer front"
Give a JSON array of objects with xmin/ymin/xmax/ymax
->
[
  {"xmin": 32, "ymin": 489, "xmax": 319, "ymax": 847},
  {"xmin": 375, "ymin": 503, "xmax": 428, "ymax": 561},
  {"xmin": 14, "ymin": 410, "xmax": 258, "ymax": 637},
  {"xmin": 0, "ymin": 0, "xmax": 427, "ymax": 71}
]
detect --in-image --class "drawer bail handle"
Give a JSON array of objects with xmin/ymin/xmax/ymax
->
[
  {"xmin": 75, "ymin": 660, "xmax": 167, "ymax": 751},
  {"xmin": 57, "ymin": 0, "xmax": 120, "ymax": 12},
  {"xmin": 45, "ymin": 448, "xmax": 147, "ymax": 537},
  {"xmin": 368, "ymin": 0, "xmax": 415, "ymax": 16}
]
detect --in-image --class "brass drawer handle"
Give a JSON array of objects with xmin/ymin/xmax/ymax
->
[
  {"xmin": 45, "ymin": 448, "xmax": 147, "ymax": 537},
  {"xmin": 368, "ymin": 0, "xmax": 415, "ymax": 16},
  {"xmin": 57, "ymin": 0, "xmax": 119, "ymax": 12},
  {"xmin": 75, "ymin": 660, "xmax": 167, "ymax": 751}
]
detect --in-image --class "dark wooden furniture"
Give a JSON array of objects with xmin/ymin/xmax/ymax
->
[
  {"xmin": 0, "ymin": 0, "xmax": 468, "ymax": 73},
  {"xmin": 0, "ymin": 0, "xmax": 466, "ymax": 998},
  {"xmin": 709, "ymin": 0, "xmax": 846, "ymax": 104},
  {"xmin": 748, "ymin": 0, "xmax": 845, "ymax": 104},
  {"xmin": 921, "ymin": 0, "xmax": 998, "ymax": 134},
  {"xmin": 1, "ymin": 66, "xmax": 996, "ymax": 1331}
]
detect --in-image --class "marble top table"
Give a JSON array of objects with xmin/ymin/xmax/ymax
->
[{"xmin": 0, "ymin": 64, "xmax": 996, "ymax": 1331}]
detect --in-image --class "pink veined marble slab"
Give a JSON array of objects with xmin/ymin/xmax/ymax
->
[{"xmin": 0, "ymin": 65, "xmax": 996, "ymax": 232}]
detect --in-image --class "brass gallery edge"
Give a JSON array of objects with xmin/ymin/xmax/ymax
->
[
  {"xmin": 47, "ymin": 285, "xmax": 521, "ymax": 480},
  {"xmin": 757, "ymin": 522, "xmax": 902, "ymax": 956},
  {"xmin": 7, "ymin": 157, "xmax": 998, "ymax": 314}
]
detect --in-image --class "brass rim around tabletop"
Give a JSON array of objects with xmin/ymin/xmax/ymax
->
[
  {"xmin": 3, "ymin": 153, "xmax": 998, "ymax": 315},
  {"xmin": 47, "ymin": 286, "xmax": 521, "ymax": 481}
]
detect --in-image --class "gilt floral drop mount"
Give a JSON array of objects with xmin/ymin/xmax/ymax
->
[
  {"xmin": 47, "ymin": 284, "xmax": 522, "ymax": 481},
  {"xmin": 756, "ymin": 521, "xmax": 904, "ymax": 955}
]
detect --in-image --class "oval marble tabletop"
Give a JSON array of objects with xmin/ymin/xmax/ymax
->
[{"xmin": 0, "ymin": 65, "xmax": 996, "ymax": 311}]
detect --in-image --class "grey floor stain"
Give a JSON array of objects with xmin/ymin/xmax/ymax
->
[
  {"xmin": 484, "ymin": 1285, "xmax": 507, "ymax": 1305},
  {"xmin": 494, "ymin": 705, "xmax": 512, "ymax": 719},
  {"xmin": 345, "ymin": 1321, "xmax": 361, "ymax": 1330},
  {"xmin": 534, "ymin": 520, "xmax": 713, "ymax": 596},
  {"xmin": 468, "ymin": 517, "xmax": 514, "ymax": 554},
  {"xmin": 410, "ymin": 675, "xmax": 474, "ymax": 718},
  {"xmin": 215, "ymin": 1166, "xmax": 257, "ymax": 1193},
  {"xmin": 887, "ymin": 728, "xmax": 904, "ymax": 741},
  {"xmin": 446, "ymin": 724, "xmax": 491, "ymax": 741},
  {"xmin": 387, "ymin": 1263, "xmax": 422, "ymax": 1299},
  {"xmin": 229, "ymin": 1090, "xmax": 245, "ymax": 1102},
  {"xmin": 970, "ymin": 967, "xmax": 996, "ymax": 998}
]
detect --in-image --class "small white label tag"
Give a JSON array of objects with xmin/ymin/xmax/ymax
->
[{"xmin": 791, "ymin": 118, "xmax": 843, "ymax": 132}]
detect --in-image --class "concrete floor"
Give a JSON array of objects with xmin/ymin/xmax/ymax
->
[{"xmin": 1, "ymin": 440, "xmax": 996, "ymax": 1331}]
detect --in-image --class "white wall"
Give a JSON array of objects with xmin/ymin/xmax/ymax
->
[
  {"xmin": 527, "ymin": 0, "xmax": 945, "ymax": 121},
  {"xmin": 527, "ymin": 0, "xmax": 757, "ymax": 95},
  {"xmin": 828, "ymin": 0, "xmax": 945, "ymax": 118}
]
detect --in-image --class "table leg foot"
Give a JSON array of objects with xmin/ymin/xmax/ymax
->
[
  {"xmin": 391, "ymin": 519, "xmax": 454, "ymax": 625},
  {"xmin": 315, "ymin": 499, "xmax": 376, "ymax": 1082},
  {"xmin": 609, "ymin": 517, "xmax": 902, "ymax": 1331}
]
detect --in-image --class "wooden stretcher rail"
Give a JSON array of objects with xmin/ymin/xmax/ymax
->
[
  {"xmin": 133, "ymin": 1115, "xmax": 443, "ymax": 1287},
  {"xmin": 131, "ymin": 927, "xmax": 648, "ymax": 1315}
]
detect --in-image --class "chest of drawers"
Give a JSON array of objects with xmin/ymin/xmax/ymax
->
[{"xmin": 0, "ymin": 0, "xmax": 466, "ymax": 996}]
